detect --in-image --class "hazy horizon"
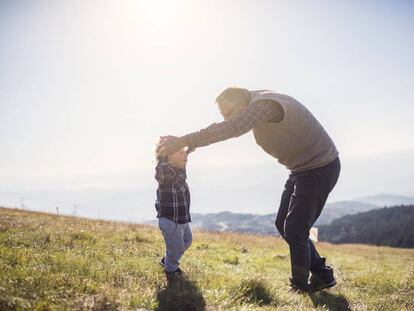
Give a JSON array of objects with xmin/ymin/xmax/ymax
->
[{"xmin": 1, "ymin": 148, "xmax": 414, "ymax": 222}]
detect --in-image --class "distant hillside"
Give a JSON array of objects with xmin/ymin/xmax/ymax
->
[
  {"xmin": 191, "ymin": 212, "xmax": 277, "ymax": 235},
  {"xmin": 319, "ymin": 205, "xmax": 414, "ymax": 248},
  {"xmin": 185, "ymin": 200, "xmax": 386, "ymax": 235},
  {"xmin": 315, "ymin": 201, "xmax": 380, "ymax": 225}
]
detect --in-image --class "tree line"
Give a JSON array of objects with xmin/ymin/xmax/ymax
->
[{"xmin": 319, "ymin": 205, "xmax": 414, "ymax": 248}]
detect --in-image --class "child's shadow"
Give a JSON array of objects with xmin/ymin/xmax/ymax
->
[
  {"xmin": 309, "ymin": 291, "xmax": 350, "ymax": 311},
  {"xmin": 156, "ymin": 274, "xmax": 206, "ymax": 311}
]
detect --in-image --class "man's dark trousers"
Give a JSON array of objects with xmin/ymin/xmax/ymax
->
[{"xmin": 275, "ymin": 157, "xmax": 341, "ymax": 287}]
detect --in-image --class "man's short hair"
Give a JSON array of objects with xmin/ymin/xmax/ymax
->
[{"xmin": 215, "ymin": 86, "xmax": 251, "ymax": 105}]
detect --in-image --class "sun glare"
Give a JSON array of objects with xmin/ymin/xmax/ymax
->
[{"xmin": 129, "ymin": 0, "xmax": 187, "ymax": 31}]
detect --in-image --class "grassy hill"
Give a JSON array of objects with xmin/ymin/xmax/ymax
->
[{"xmin": 1, "ymin": 208, "xmax": 413, "ymax": 310}]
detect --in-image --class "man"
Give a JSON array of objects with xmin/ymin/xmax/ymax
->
[{"xmin": 157, "ymin": 87, "xmax": 341, "ymax": 293}]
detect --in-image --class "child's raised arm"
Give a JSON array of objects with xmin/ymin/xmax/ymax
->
[{"xmin": 155, "ymin": 157, "xmax": 176, "ymax": 185}]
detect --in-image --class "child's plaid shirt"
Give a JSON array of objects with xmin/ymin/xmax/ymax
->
[{"xmin": 155, "ymin": 157, "xmax": 191, "ymax": 224}]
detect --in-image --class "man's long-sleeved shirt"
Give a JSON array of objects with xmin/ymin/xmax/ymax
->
[
  {"xmin": 182, "ymin": 100, "xmax": 283, "ymax": 151},
  {"xmin": 155, "ymin": 157, "xmax": 191, "ymax": 224},
  {"xmin": 179, "ymin": 90, "xmax": 338, "ymax": 172}
]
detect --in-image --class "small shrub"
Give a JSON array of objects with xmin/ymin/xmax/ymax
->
[
  {"xmin": 70, "ymin": 231, "xmax": 92, "ymax": 241},
  {"xmin": 34, "ymin": 301, "xmax": 55, "ymax": 311},
  {"xmin": 230, "ymin": 278, "xmax": 272, "ymax": 306},
  {"xmin": 122, "ymin": 234, "xmax": 148, "ymax": 244},
  {"xmin": 240, "ymin": 247, "xmax": 248, "ymax": 253},
  {"xmin": 274, "ymin": 253, "xmax": 288, "ymax": 260},
  {"xmin": 81, "ymin": 294, "xmax": 119, "ymax": 311},
  {"xmin": 223, "ymin": 256, "xmax": 239, "ymax": 265},
  {"xmin": 196, "ymin": 243, "xmax": 209, "ymax": 250}
]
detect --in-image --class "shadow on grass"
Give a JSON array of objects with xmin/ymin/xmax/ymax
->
[
  {"xmin": 309, "ymin": 291, "xmax": 350, "ymax": 311},
  {"xmin": 156, "ymin": 275, "xmax": 205, "ymax": 311}
]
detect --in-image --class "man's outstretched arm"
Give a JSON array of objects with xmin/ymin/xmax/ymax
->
[{"xmin": 158, "ymin": 100, "xmax": 283, "ymax": 155}]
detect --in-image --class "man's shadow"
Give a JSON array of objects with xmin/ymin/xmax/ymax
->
[
  {"xmin": 156, "ymin": 274, "xmax": 206, "ymax": 311},
  {"xmin": 309, "ymin": 291, "xmax": 350, "ymax": 311}
]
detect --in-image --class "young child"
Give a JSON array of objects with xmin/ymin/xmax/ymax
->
[{"xmin": 155, "ymin": 136, "xmax": 192, "ymax": 276}]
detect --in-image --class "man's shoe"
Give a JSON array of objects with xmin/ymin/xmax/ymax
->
[
  {"xmin": 309, "ymin": 265, "xmax": 337, "ymax": 291},
  {"xmin": 289, "ymin": 278, "xmax": 311, "ymax": 294}
]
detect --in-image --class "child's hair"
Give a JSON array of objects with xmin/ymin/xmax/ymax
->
[{"xmin": 155, "ymin": 136, "xmax": 190, "ymax": 162}]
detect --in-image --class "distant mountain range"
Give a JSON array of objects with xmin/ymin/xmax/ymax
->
[
  {"xmin": 150, "ymin": 195, "xmax": 414, "ymax": 236},
  {"xmin": 191, "ymin": 212, "xmax": 276, "ymax": 235}
]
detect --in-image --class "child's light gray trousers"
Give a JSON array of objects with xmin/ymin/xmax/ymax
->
[{"xmin": 158, "ymin": 217, "xmax": 192, "ymax": 272}]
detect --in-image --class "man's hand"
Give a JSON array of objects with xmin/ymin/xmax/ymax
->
[{"xmin": 157, "ymin": 136, "xmax": 187, "ymax": 156}]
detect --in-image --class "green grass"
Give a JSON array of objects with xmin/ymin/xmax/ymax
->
[{"xmin": 0, "ymin": 207, "xmax": 413, "ymax": 310}]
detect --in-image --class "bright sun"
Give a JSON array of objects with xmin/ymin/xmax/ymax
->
[{"xmin": 128, "ymin": 0, "xmax": 187, "ymax": 31}]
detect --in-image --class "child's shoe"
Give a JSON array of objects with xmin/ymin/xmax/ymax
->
[
  {"xmin": 159, "ymin": 257, "xmax": 165, "ymax": 267},
  {"xmin": 165, "ymin": 267, "xmax": 184, "ymax": 278}
]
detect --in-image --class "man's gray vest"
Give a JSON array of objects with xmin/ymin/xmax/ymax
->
[{"xmin": 250, "ymin": 90, "xmax": 338, "ymax": 172}]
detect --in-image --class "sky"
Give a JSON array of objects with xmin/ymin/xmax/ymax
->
[{"xmin": 1, "ymin": 0, "xmax": 414, "ymax": 178}]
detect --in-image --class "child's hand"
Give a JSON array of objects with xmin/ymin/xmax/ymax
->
[
  {"xmin": 156, "ymin": 135, "xmax": 177, "ymax": 157},
  {"xmin": 157, "ymin": 136, "xmax": 187, "ymax": 156}
]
